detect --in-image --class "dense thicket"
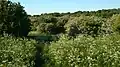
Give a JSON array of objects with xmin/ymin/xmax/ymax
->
[
  {"xmin": 29, "ymin": 8, "xmax": 120, "ymax": 37},
  {"xmin": 28, "ymin": 8, "xmax": 120, "ymax": 67},
  {"xmin": 0, "ymin": 0, "xmax": 31, "ymax": 37},
  {"xmin": 43, "ymin": 34, "xmax": 120, "ymax": 67},
  {"xmin": 0, "ymin": 1, "xmax": 36, "ymax": 67},
  {"xmin": 29, "ymin": 15, "xmax": 112, "ymax": 37},
  {"xmin": 0, "ymin": 35, "xmax": 37, "ymax": 67},
  {"xmin": 1, "ymin": 0, "xmax": 120, "ymax": 67}
]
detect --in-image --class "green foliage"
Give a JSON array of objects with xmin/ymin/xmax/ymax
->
[
  {"xmin": 37, "ymin": 8, "xmax": 120, "ymax": 18},
  {"xmin": 37, "ymin": 23, "xmax": 56, "ymax": 34},
  {"xmin": 0, "ymin": 0, "xmax": 8, "ymax": 34},
  {"xmin": 80, "ymin": 16, "xmax": 105, "ymax": 36},
  {"xmin": 64, "ymin": 20, "xmax": 79, "ymax": 36},
  {"xmin": 111, "ymin": 14, "xmax": 120, "ymax": 33},
  {"xmin": 0, "ymin": 35, "xmax": 37, "ymax": 67},
  {"xmin": 43, "ymin": 34, "xmax": 120, "ymax": 67},
  {"xmin": 38, "ymin": 15, "xmax": 58, "ymax": 24},
  {"xmin": 0, "ymin": 0, "xmax": 31, "ymax": 36},
  {"xmin": 56, "ymin": 15, "xmax": 69, "ymax": 27},
  {"xmin": 30, "ymin": 8, "xmax": 120, "ymax": 36},
  {"xmin": 37, "ymin": 23, "xmax": 47, "ymax": 33},
  {"xmin": 70, "ymin": 8, "xmax": 120, "ymax": 18},
  {"xmin": 45, "ymin": 23, "xmax": 55, "ymax": 34},
  {"xmin": 2, "ymin": 1, "xmax": 120, "ymax": 67},
  {"xmin": 32, "ymin": 15, "xmax": 113, "ymax": 36},
  {"xmin": 36, "ymin": 15, "xmax": 66, "ymax": 34},
  {"xmin": 64, "ymin": 16, "xmax": 111, "ymax": 37},
  {"xmin": 36, "ymin": 16, "xmax": 56, "ymax": 33}
]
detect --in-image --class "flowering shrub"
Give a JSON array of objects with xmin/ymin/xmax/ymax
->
[
  {"xmin": 0, "ymin": 35, "xmax": 37, "ymax": 67},
  {"xmin": 44, "ymin": 34, "xmax": 120, "ymax": 67}
]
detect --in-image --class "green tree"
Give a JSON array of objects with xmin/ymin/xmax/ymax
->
[
  {"xmin": 0, "ymin": 0, "xmax": 8, "ymax": 34},
  {"xmin": 0, "ymin": 0, "xmax": 31, "ymax": 36}
]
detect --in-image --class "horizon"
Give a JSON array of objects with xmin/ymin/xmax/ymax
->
[{"xmin": 10, "ymin": 0, "xmax": 120, "ymax": 15}]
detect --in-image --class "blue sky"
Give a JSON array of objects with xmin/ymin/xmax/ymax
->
[{"xmin": 10, "ymin": 0, "xmax": 120, "ymax": 15}]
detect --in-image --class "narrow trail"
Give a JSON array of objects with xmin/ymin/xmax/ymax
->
[
  {"xmin": 28, "ymin": 35, "xmax": 58, "ymax": 67},
  {"xmin": 34, "ymin": 48, "xmax": 44, "ymax": 67}
]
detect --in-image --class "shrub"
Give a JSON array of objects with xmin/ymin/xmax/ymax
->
[
  {"xmin": 37, "ymin": 23, "xmax": 56, "ymax": 34},
  {"xmin": 44, "ymin": 34, "xmax": 120, "ymax": 67},
  {"xmin": 64, "ymin": 21, "xmax": 79, "ymax": 36},
  {"xmin": 37, "ymin": 15, "xmax": 57, "ymax": 24},
  {"xmin": 111, "ymin": 14, "xmax": 120, "ymax": 33},
  {"xmin": 64, "ymin": 16, "xmax": 111, "ymax": 37},
  {"xmin": 56, "ymin": 15, "xmax": 69, "ymax": 27},
  {"xmin": 37, "ymin": 23, "xmax": 47, "ymax": 33},
  {"xmin": 0, "ymin": 35, "xmax": 37, "ymax": 67}
]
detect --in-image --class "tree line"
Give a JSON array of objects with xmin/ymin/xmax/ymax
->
[
  {"xmin": 1, "ymin": 0, "xmax": 120, "ymax": 38},
  {"xmin": 29, "ymin": 9, "xmax": 120, "ymax": 37},
  {"xmin": 31, "ymin": 8, "xmax": 120, "ymax": 18}
]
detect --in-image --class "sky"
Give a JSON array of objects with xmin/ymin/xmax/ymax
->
[{"xmin": 10, "ymin": 0, "xmax": 120, "ymax": 15}]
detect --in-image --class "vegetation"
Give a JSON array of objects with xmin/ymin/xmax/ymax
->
[
  {"xmin": 0, "ymin": 35, "xmax": 37, "ymax": 67},
  {"xmin": 0, "ymin": 0, "xmax": 31, "ymax": 37},
  {"xmin": 43, "ymin": 34, "xmax": 120, "ymax": 67},
  {"xmin": 1, "ymin": 0, "xmax": 120, "ymax": 67}
]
